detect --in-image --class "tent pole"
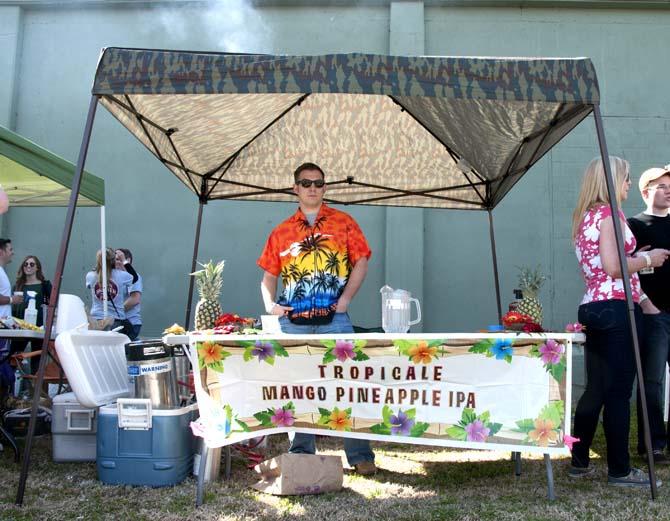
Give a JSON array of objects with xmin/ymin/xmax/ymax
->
[
  {"xmin": 101, "ymin": 205, "xmax": 108, "ymax": 316},
  {"xmin": 488, "ymin": 209, "xmax": 503, "ymax": 323},
  {"xmin": 16, "ymin": 95, "xmax": 99, "ymax": 505},
  {"xmin": 593, "ymin": 104, "xmax": 657, "ymax": 500},
  {"xmin": 184, "ymin": 201, "xmax": 205, "ymax": 330}
]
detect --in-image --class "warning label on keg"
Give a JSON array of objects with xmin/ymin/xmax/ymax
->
[{"xmin": 127, "ymin": 362, "xmax": 171, "ymax": 376}]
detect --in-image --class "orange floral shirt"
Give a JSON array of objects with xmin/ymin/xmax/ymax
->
[{"xmin": 258, "ymin": 204, "xmax": 371, "ymax": 325}]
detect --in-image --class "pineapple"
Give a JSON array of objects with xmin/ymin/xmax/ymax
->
[
  {"xmin": 515, "ymin": 265, "xmax": 546, "ymax": 325},
  {"xmin": 192, "ymin": 260, "xmax": 225, "ymax": 330}
]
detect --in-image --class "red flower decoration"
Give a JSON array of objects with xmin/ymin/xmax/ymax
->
[
  {"xmin": 522, "ymin": 322, "xmax": 544, "ymax": 333},
  {"xmin": 502, "ymin": 311, "xmax": 534, "ymax": 326}
]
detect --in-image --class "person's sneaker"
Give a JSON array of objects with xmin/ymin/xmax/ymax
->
[
  {"xmin": 353, "ymin": 461, "xmax": 377, "ymax": 476},
  {"xmin": 641, "ymin": 450, "xmax": 670, "ymax": 465},
  {"xmin": 568, "ymin": 465, "xmax": 595, "ymax": 478},
  {"xmin": 608, "ymin": 468, "xmax": 663, "ymax": 488}
]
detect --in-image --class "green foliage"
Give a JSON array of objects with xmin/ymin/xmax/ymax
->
[
  {"xmin": 469, "ymin": 339, "xmax": 494, "ymax": 354},
  {"xmin": 515, "ymin": 419, "xmax": 535, "ymax": 433},
  {"xmin": 370, "ymin": 423, "xmax": 391, "ymax": 435},
  {"xmin": 322, "ymin": 351, "xmax": 336, "ymax": 364}
]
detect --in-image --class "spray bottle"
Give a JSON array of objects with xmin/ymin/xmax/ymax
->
[{"xmin": 24, "ymin": 290, "xmax": 38, "ymax": 326}]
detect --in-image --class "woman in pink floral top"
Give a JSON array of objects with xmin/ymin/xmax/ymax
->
[{"xmin": 570, "ymin": 156, "xmax": 669, "ymax": 487}]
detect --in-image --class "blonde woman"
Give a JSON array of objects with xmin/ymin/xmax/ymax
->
[
  {"xmin": 85, "ymin": 248, "xmax": 133, "ymax": 333},
  {"xmin": 570, "ymin": 156, "xmax": 669, "ymax": 487}
]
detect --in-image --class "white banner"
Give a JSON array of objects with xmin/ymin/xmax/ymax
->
[{"xmin": 187, "ymin": 333, "xmax": 573, "ymax": 455}]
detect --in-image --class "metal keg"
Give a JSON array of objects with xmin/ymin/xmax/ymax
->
[{"xmin": 125, "ymin": 340, "xmax": 178, "ymax": 409}]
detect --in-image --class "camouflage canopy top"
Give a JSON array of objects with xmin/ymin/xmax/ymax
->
[{"xmin": 92, "ymin": 49, "xmax": 600, "ymax": 210}]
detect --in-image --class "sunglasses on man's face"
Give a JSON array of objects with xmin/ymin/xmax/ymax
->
[
  {"xmin": 296, "ymin": 178, "xmax": 325, "ymax": 188},
  {"xmin": 24, "ymin": 262, "xmax": 36, "ymax": 268}
]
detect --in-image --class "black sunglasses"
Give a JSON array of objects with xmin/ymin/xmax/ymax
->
[
  {"xmin": 296, "ymin": 179, "xmax": 325, "ymax": 188},
  {"xmin": 24, "ymin": 261, "xmax": 36, "ymax": 268}
]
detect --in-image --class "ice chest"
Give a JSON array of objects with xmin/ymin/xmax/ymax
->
[
  {"xmin": 52, "ymin": 392, "xmax": 98, "ymax": 462},
  {"xmin": 97, "ymin": 399, "xmax": 198, "ymax": 487}
]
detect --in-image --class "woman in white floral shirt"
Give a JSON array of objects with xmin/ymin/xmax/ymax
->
[{"xmin": 570, "ymin": 156, "xmax": 669, "ymax": 487}]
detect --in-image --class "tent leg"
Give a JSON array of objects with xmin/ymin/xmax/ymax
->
[
  {"xmin": 593, "ymin": 104, "xmax": 657, "ymax": 500},
  {"xmin": 15, "ymin": 95, "xmax": 99, "ymax": 506},
  {"xmin": 544, "ymin": 454, "xmax": 556, "ymax": 500},
  {"xmin": 184, "ymin": 201, "xmax": 204, "ymax": 330},
  {"xmin": 488, "ymin": 210, "xmax": 503, "ymax": 323},
  {"xmin": 101, "ymin": 205, "xmax": 108, "ymax": 316},
  {"xmin": 196, "ymin": 443, "xmax": 208, "ymax": 507}
]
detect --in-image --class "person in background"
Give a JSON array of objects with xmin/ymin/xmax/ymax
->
[
  {"xmin": 85, "ymin": 248, "xmax": 133, "ymax": 332},
  {"xmin": 11, "ymin": 255, "xmax": 52, "ymax": 373},
  {"xmin": 0, "ymin": 239, "xmax": 21, "ymax": 316},
  {"xmin": 570, "ymin": 156, "xmax": 668, "ymax": 487},
  {"xmin": 628, "ymin": 165, "xmax": 670, "ymax": 464},
  {"xmin": 257, "ymin": 162, "xmax": 376, "ymax": 476},
  {"xmin": 0, "ymin": 239, "xmax": 22, "ymax": 397},
  {"xmin": 115, "ymin": 248, "xmax": 142, "ymax": 340}
]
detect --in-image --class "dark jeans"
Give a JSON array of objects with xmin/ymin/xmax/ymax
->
[
  {"xmin": 572, "ymin": 300, "xmax": 641, "ymax": 478},
  {"xmin": 637, "ymin": 312, "xmax": 670, "ymax": 454}
]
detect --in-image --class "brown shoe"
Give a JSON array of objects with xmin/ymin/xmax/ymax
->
[{"xmin": 354, "ymin": 461, "xmax": 377, "ymax": 476}]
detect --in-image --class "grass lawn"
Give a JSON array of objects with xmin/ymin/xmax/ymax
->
[{"xmin": 2, "ymin": 414, "xmax": 670, "ymax": 521}]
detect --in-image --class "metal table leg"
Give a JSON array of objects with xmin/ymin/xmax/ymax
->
[
  {"xmin": 513, "ymin": 451, "xmax": 522, "ymax": 476},
  {"xmin": 224, "ymin": 446, "xmax": 231, "ymax": 479},
  {"xmin": 544, "ymin": 453, "xmax": 556, "ymax": 500},
  {"xmin": 196, "ymin": 444, "xmax": 208, "ymax": 507}
]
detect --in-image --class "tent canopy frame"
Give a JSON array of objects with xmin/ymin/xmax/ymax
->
[{"xmin": 15, "ymin": 48, "xmax": 659, "ymax": 503}]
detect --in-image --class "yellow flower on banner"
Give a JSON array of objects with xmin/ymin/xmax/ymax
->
[
  {"xmin": 327, "ymin": 408, "xmax": 352, "ymax": 431},
  {"xmin": 198, "ymin": 341, "xmax": 225, "ymax": 366},
  {"xmin": 407, "ymin": 341, "xmax": 437, "ymax": 365},
  {"xmin": 529, "ymin": 418, "xmax": 558, "ymax": 446}
]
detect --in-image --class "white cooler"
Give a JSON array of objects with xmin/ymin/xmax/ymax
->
[
  {"xmin": 55, "ymin": 329, "xmax": 197, "ymax": 484},
  {"xmin": 52, "ymin": 392, "xmax": 98, "ymax": 462}
]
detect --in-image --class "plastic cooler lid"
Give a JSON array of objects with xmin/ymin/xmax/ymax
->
[{"xmin": 55, "ymin": 329, "xmax": 131, "ymax": 408}]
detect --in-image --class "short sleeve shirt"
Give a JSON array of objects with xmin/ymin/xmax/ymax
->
[
  {"xmin": 125, "ymin": 274, "xmax": 143, "ymax": 326},
  {"xmin": 575, "ymin": 204, "xmax": 642, "ymax": 304},
  {"xmin": 86, "ymin": 269, "xmax": 133, "ymax": 320},
  {"xmin": 258, "ymin": 204, "xmax": 371, "ymax": 325},
  {"xmin": 0, "ymin": 266, "xmax": 11, "ymax": 318}
]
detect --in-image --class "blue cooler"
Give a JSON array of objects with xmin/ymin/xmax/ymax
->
[{"xmin": 97, "ymin": 399, "xmax": 198, "ymax": 487}]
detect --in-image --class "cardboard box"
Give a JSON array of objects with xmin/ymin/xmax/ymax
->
[{"xmin": 252, "ymin": 453, "xmax": 343, "ymax": 495}]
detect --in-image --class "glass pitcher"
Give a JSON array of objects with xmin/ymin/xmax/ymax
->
[{"xmin": 380, "ymin": 285, "xmax": 422, "ymax": 333}]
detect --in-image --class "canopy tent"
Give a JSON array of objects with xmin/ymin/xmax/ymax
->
[
  {"xmin": 0, "ymin": 125, "xmax": 113, "ymax": 317},
  {"xmin": 93, "ymin": 50, "xmax": 597, "ymax": 210},
  {"xmin": 0, "ymin": 125, "xmax": 104, "ymax": 207},
  {"xmin": 91, "ymin": 49, "xmax": 599, "ymax": 327},
  {"xmin": 16, "ymin": 49, "xmax": 658, "ymax": 503}
]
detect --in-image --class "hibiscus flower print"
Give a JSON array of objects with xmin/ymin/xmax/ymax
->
[
  {"xmin": 538, "ymin": 339, "xmax": 564, "ymax": 365},
  {"xmin": 407, "ymin": 341, "xmax": 437, "ymax": 365},
  {"xmin": 326, "ymin": 408, "xmax": 352, "ymax": 431},
  {"xmin": 333, "ymin": 340, "xmax": 355, "ymax": 362},
  {"xmin": 270, "ymin": 408, "xmax": 295, "ymax": 427},
  {"xmin": 529, "ymin": 418, "xmax": 558, "ymax": 446}
]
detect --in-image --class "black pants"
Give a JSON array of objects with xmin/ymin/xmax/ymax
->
[
  {"xmin": 636, "ymin": 312, "xmax": 670, "ymax": 454},
  {"xmin": 572, "ymin": 299, "xmax": 641, "ymax": 478}
]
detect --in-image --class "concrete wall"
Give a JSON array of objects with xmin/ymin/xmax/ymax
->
[{"xmin": 1, "ymin": 1, "xmax": 669, "ymax": 342}]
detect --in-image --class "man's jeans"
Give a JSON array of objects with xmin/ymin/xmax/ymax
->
[
  {"xmin": 572, "ymin": 300, "xmax": 640, "ymax": 477},
  {"xmin": 279, "ymin": 312, "xmax": 375, "ymax": 466},
  {"xmin": 637, "ymin": 312, "xmax": 670, "ymax": 454}
]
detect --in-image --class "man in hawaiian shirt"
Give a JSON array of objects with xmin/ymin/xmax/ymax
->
[{"xmin": 258, "ymin": 162, "xmax": 376, "ymax": 475}]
